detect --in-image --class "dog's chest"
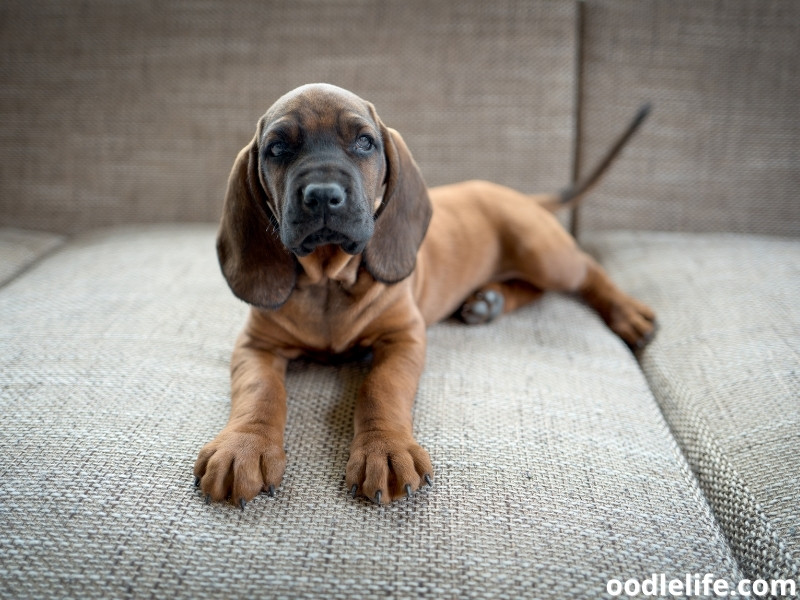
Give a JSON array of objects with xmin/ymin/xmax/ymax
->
[{"xmin": 276, "ymin": 271, "xmax": 387, "ymax": 355}]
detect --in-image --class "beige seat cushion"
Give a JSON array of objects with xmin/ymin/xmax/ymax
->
[
  {"xmin": 0, "ymin": 226, "xmax": 740, "ymax": 598},
  {"xmin": 586, "ymin": 230, "xmax": 800, "ymax": 582},
  {"xmin": 0, "ymin": 228, "xmax": 64, "ymax": 287}
]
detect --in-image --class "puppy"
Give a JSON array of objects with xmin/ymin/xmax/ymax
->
[{"xmin": 195, "ymin": 83, "xmax": 655, "ymax": 507}]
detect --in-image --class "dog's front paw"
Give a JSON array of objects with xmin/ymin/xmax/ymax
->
[
  {"xmin": 345, "ymin": 430, "xmax": 433, "ymax": 505},
  {"xmin": 194, "ymin": 429, "xmax": 285, "ymax": 508}
]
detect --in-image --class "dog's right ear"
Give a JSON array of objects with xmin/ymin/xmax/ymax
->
[{"xmin": 216, "ymin": 135, "xmax": 297, "ymax": 309}]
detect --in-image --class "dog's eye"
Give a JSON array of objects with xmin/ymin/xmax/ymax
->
[
  {"xmin": 268, "ymin": 141, "xmax": 289, "ymax": 158},
  {"xmin": 355, "ymin": 135, "xmax": 374, "ymax": 152}
]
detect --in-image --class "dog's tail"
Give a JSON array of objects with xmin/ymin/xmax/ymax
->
[{"xmin": 537, "ymin": 103, "xmax": 651, "ymax": 212}]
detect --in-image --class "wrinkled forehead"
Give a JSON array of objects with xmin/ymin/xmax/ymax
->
[{"xmin": 260, "ymin": 84, "xmax": 377, "ymax": 139}]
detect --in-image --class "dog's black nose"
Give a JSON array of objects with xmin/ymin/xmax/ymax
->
[{"xmin": 302, "ymin": 183, "xmax": 346, "ymax": 214}]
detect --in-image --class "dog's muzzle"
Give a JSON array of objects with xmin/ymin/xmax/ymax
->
[{"xmin": 281, "ymin": 181, "xmax": 374, "ymax": 256}]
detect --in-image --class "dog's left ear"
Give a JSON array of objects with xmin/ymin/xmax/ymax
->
[{"xmin": 363, "ymin": 121, "xmax": 432, "ymax": 284}]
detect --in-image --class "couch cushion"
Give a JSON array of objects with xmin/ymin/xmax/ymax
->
[
  {"xmin": 576, "ymin": 0, "xmax": 800, "ymax": 237},
  {"xmin": 586, "ymin": 230, "xmax": 800, "ymax": 582},
  {"xmin": 0, "ymin": 227, "xmax": 65, "ymax": 287},
  {"xmin": 1, "ymin": 0, "xmax": 575, "ymax": 234},
  {"xmin": 0, "ymin": 225, "xmax": 740, "ymax": 598}
]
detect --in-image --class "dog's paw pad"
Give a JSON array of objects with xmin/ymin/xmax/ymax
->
[{"xmin": 458, "ymin": 289, "xmax": 505, "ymax": 325}]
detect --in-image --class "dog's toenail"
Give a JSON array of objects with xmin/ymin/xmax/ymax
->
[
  {"xmin": 268, "ymin": 484, "xmax": 275, "ymax": 497},
  {"xmin": 350, "ymin": 484, "xmax": 358, "ymax": 498},
  {"xmin": 424, "ymin": 474, "xmax": 433, "ymax": 487},
  {"xmin": 374, "ymin": 490, "xmax": 382, "ymax": 505},
  {"xmin": 239, "ymin": 498, "xmax": 246, "ymax": 511},
  {"xmin": 405, "ymin": 483, "xmax": 412, "ymax": 498}
]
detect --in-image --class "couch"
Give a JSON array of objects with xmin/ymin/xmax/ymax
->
[{"xmin": 1, "ymin": 1, "xmax": 797, "ymax": 598}]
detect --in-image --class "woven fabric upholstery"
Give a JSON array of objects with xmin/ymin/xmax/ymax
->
[
  {"xmin": 575, "ymin": 0, "xmax": 800, "ymax": 237},
  {"xmin": 0, "ymin": 0, "xmax": 575, "ymax": 234},
  {"xmin": 0, "ymin": 226, "xmax": 741, "ymax": 599},
  {"xmin": 0, "ymin": 228, "xmax": 64, "ymax": 287},
  {"xmin": 586, "ymin": 230, "xmax": 800, "ymax": 582}
]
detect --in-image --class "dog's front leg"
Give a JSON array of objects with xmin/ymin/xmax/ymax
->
[
  {"xmin": 346, "ymin": 314, "xmax": 433, "ymax": 505},
  {"xmin": 194, "ymin": 332, "xmax": 288, "ymax": 507}
]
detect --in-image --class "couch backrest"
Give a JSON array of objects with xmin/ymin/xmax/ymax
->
[
  {"xmin": 576, "ymin": 0, "xmax": 800, "ymax": 237},
  {"xmin": 1, "ymin": 0, "xmax": 798, "ymax": 237}
]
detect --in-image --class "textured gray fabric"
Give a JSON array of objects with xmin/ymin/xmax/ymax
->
[
  {"xmin": 0, "ymin": 0, "xmax": 575, "ymax": 234},
  {"xmin": 575, "ymin": 0, "xmax": 800, "ymax": 237},
  {"xmin": 0, "ymin": 226, "xmax": 741, "ymax": 599},
  {"xmin": 0, "ymin": 227, "xmax": 65, "ymax": 287},
  {"xmin": 586, "ymin": 230, "xmax": 800, "ymax": 582},
  {"xmin": 4, "ymin": 0, "xmax": 799, "ymax": 238}
]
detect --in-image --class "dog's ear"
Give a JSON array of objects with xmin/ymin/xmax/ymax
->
[
  {"xmin": 363, "ymin": 123, "xmax": 432, "ymax": 284},
  {"xmin": 216, "ymin": 135, "xmax": 297, "ymax": 309}
]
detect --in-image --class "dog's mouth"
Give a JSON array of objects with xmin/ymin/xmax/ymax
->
[{"xmin": 292, "ymin": 227, "xmax": 368, "ymax": 257}]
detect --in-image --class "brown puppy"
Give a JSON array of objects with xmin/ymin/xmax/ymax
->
[{"xmin": 194, "ymin": 83, "xmax": 655, "ymax": 508}]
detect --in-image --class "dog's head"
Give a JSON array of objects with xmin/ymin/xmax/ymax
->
[{"xmin": 217, "ymin": 83, "xmax": 432, "ymax": 309}]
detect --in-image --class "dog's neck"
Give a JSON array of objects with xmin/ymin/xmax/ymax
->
[{"xmin": 296, "ymin": 245, "xmax": 362, "ymax": 286}]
